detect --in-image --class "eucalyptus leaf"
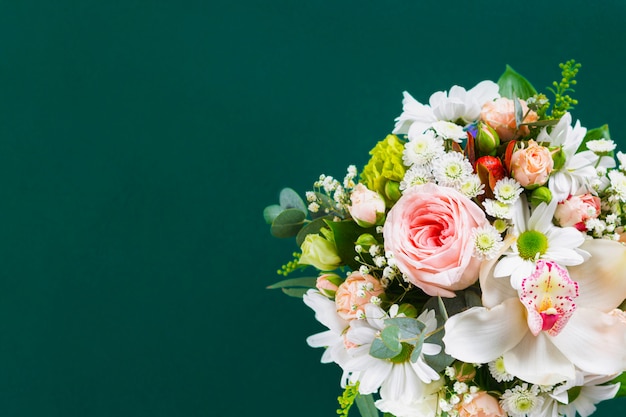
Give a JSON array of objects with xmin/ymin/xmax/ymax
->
[
  {"xmin": 409, "ymin": 332, "xmax": 425, "ymax": 363},
  {"xmin": 355, "ymin": 394, "xmax": 380, "ymax": 417},
  {"xmin": 263, "ymin": 204, "xmax": 283, "ymax": 224},
  {"xmin": 270, "ymin": 208, "xmax": 307, "ymax": 238},
  {"xmin": 370, "ymin": 337, "xmax": 400, "ymax": 360},
  {"xmin": 266, "ymin": 277, "xmax": 318, "ymax": 290},
  {"xmin": 380, "ymin": 325, "xmax": 402, "ymax": 353},
  {"xmin": 296, "ymin": 216, "xmax": 332, "ymax": 247},
  {"xmin": 281, "ymin": 287, "xmax": 310, "ymax": 298},
  {"xmin": 279, "ymin": 187, "xmax": 307, "ymax": 214},
  {"xmin": 497, "ymin": 65, "xmax": 537, "ymax": 100},
  {"xmin": 385, "ymin": 317, "xmax": 425, "ymax": 340},
  {"xmin": 519, "ymin": 119, "xmax": 560, "ymax": 128}
]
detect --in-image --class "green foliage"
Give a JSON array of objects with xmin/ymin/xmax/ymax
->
[
  {"xmin": 355, "ymin": 393, "xmax": 380, "ymax": 417},
  {"xmin": 610, "ymin": 372, "xmax": 626, "ymax": 398},
  {"xmin": 266, "ymin": 276, "xmax": 318, "ymax": 297},
  {"xmin": 337, "ymin": 382, "xmax": 360, "ymax": 417},
  {"xmin": 325, "ymin": 219, "xmax": 378, "ymax": 270},
  {"xmin": 548, "ymin": 59, "xmax": 581, "ymax": 119},
  {"xmin": 276, "ymin": 252, "xmax": 302, "ymax": 276},
  {"xmin": 497, "ymin": 64, "xmax": 538, "ymax": 100},
  {"xmin": 270, "ymin": 208, "xmax": 307, "ymax": 238}
]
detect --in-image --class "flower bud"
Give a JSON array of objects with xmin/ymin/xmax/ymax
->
[
  {"xmin": 452, "ymin": 361, "xmax": 477, "ymax": 382},
  {"xmin": 299, "ymin": 232, "xmax": 342, "ymax": 271},
  {"xmin": 315, "ymin": 273, "xmax": 343, "ymax": 298},
  {"xmin": 384, "ymin": 180, "xmax": 402, "ymax": 204},
  {"xmin": 476, "ymin": 123, "xmax": 500, "ymax": 156},
  {"xmin": 348, "ymin": 183, "xmax": 386, "ymax": 227},
  {"xmin": 356, "ymin": 233, "xmax": 380, "ymax": 250},
  {"xmin": 396, "ymin": 303, "xmax": 418, "ymax": 318},
  {"xmin": 529, "ymin": 186, "xmax": 552, "ymax": 207},
  {"xmin": 510, "ymin": 140, "xmax": 553, "ymax": 188},
  {"xmin": 551, "ymin": 147, "xmax": 567, "ymax": 171},
  {"xmin": 475, "ymin": 156, "xmax": 507, "ymax": 193}
]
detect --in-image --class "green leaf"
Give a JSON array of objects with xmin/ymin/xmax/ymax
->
[
  {"xmin": 270, "ymin": 208, "xmax": 307, "ymax": 238},
  {"xmin": 296, "ymin": 216, "xmax": 332, "ymax": 247},
  {"xmin": 355, "ymin": 394, "xmax": 380, "ymax": 417},
  {"xmin": 280, "ymin": 287, "xmax": 310, "ymax": 298},
  {"xmin": 326, "ymin": 220, "xmax": 378, "ymax": 270},
  {"xmin": 279, "ymin": 187, "xmax": 307, "ymax": 214},
  {"xmin": 381, "ymin": 325, "xmax": 402, "ymax": 352},
  {"xmin": 514, "ymin": 97, "xmax": 524, "ymax": 128},
  {"xmin": 497, "ymin": 65, "xmax": 537, "ymax": 100},
  {"xmin": 409, "ymin": 332, "xmax": 425, "ymax": 363},
  {"xmin": 266, "ymin": 277, "xmax": 318, "ymax": 290},
  {"xmin": 519, "ymin": 119, "xmax": 560, "ymax": 128},
  {"xmin": 610, "ymin": 372, "xmax": 626, "ymax": 398},
  {"xmin": 263, "ymin": 204, "xmax": 283, "ymax": 224},
  {"xmin": 370, "ymin": 336, "xmax": 401, "ymax": 360}
]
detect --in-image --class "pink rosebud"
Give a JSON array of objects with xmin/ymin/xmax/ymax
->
[
  {"xmin": 510, "ymin": 140, "xmax": 553, "ymax": 187},
  {"xmin": 480, "ymin": 97, "xmax": 538, "ymax": 141},
  {"xmin": 383, "ymin": 183, "xmax": 489, "ymax": 297},
  {"xmin": 457, "ymin": 391, "xmax": 506, "ymax": 417},
  {"xmin": 554, "ymin": 193, "xmax": 601, "ymax": 231},
  {"xmin": 334, "ymin": 271, "xmax": 384, "ymax": 320},
  {"xmin": 348, "ymin": 184, "xmax": 386, "ymax": 227},
  {"xmin": 315, "ymin": 273, "xmax": 342, "ymax": 298}
]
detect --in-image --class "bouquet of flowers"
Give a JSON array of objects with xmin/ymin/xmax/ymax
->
[{"xmin": 263, "ymin": 61, "xmax": 626, "ymax": 417}]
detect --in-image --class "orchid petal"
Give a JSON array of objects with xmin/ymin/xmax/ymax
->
[
  {"xmin": 503, "ymin": 332, "xmax": 575, "ymax": 385},
  {"xmin": 443, "ymin": 298, "xmax": 527, "ymax": 364},
  {"xmin": 551, "ymin": 308, "xmax": 626, "ymax": 376}
]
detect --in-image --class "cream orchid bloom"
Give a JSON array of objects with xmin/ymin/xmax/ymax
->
[{"xmin": 443, "ymin": 238, "xmax": 626, "ymax": 386}]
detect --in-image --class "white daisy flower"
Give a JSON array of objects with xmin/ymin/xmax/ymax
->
[
  {"xmin": 402, "ymin": 130, "xmax": 444, "ymax": 167},
  {"xmin": 431, "ymin": 120, "xmax": 467, "ymax": 142},
  {"xmin": 482, "ymin": 199, "xmax": 513, "ymax": 220},
  {"xmin": 500, "ymin": 383, "xmax": 544, "ymax": 417},
  {"xmin": 400, "ymin": 165, "xmax": 434, "ymax": 191},
  {"xmin": 616, "ymin": 151, "xmax": 626, "ymax": 170},
  {"xmin": 493, "ymin": 195, "xmax": 589, "ymax": 289},
  {"xmin": 459, "ymin": 174, "xmax": 485, "ymax": 198},
  {"xmin": 608, "ymin": 170, "xmax": 626, "ymax": 201},
  {"xmin": 488, "ymin": 357, "xmax": 514, "ymax": 382},
  {"xmin": 344, "ymin": 304, "xmax": 441, "ymax": 400},
  {"xmin": 302, "ymin": 290, "xmax": 353, "ymax": 383},
  {"xmin": 493, "ymin": 177, "xmax": 523, "ymax": 204},
  {"xmin": 549, "ymin": 372, "xmax": 621, "ymax": 417},
  {"xmin": 432, "ymin": 152, "xmax": 473, "ymax": 187},
  {"xmin": 472, "ymin": 225, "xmax": 504, "ymax": 260},
  {"xmin": 586, "ymin": 138, "xmax": 616, "ymax": 153}
]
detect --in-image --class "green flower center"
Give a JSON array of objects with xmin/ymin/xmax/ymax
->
[
  {"xmin": 517, "ymin": 230, "xmax": 548, "ymax": 261},
  {"xmin": 445, "ymin": 164, "xmax": 462, "ymax": 179},
  {"xmin": 515, "ymin": 396, "xmax": 534, "ymax": 412},
  {"xmin": 389, "ymin": 342, "xmax": 414, "ymax": 364}
]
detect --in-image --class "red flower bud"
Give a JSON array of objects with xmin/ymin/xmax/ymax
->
[{"xmin": 475, "ymin": 156, "xmax": 507, "ymax": 197}]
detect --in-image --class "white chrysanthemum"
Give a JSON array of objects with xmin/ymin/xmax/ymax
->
[
  {"xmin": 402, "ymin": 131, "xmax": 444, "ymax": 167},
  {"xmin": 488, "ymin": 357, "xmax": 514, "ymax": 382},
  {"xmin": 400, "ymin": 165, "xmax": 434, "ymax": 191},
  {"xmin": 608, "ymin": 170, "xmax": 626, "ymax": 202},
  {"xmin": 459, "ymin": 174, "xmax": 485, "ymax": 198},
  {"xmin": 302, "ymin": 290, "xmax": 352, "ymax": 377},
  {"xmin": 344, "ymin": 304, "xmax": 441, "ymax": 400},
  {"xmin": 473, "ymin": 225, "xmax": 504, "ymax": 260},
  {"xmin": 493, "ymin": 195, "xmax": 589, "ymax": 289},
  {"xmin": 494, "ymin": 178, "xmax": 523, "ymax": 204},
  {"xmin": 432, "ymin": 152, "xmax": 473, "ymax": 187},
  {"xmin": 482, "ymin": 199, "xmax": 513, "ymax": 220},
  {"xmin": 586, "ymin": 139, "xmax": 616, "ymax": 153},
  {"xmin": 617, "ymin": 151, "xmax": 626, "ymax": 170},
  {"xmin": 431, "ymin": 120, "xmax": 467, "ymax": 142},
  {"xmin": 500, "ymin": 383, "xmax": 544, "ymax": 417}
]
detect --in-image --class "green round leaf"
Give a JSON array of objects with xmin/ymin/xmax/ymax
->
[
  {"xmin": 270, "ymin": 208, "xmax": 307, "ymax": 238},
  {"xmin": 279, "ymin": 187, "xmax": 307, "ymax": 213},
  {"xmin": 263, "ymin": 204, "xmax": 283, "ymax": 224}
]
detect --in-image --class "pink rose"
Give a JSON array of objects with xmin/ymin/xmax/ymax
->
[
  {"xmin": 335, "ymin": 271, "xmax": 384, "ymax": 320},
  {"xmin": 348, "ymin": 184, "xmax": 386, "ymax": 227},
  {"xmin": 480, "ymin": 97, "xmax": 538, "ymax": 141},
  {"xmin": 457, "ymin": 392, "xmax": 506, "ymax": 417},
  {"xmin": 510, "ymin": 140, "xmax": 554, "ymax": 187},
  {"xmin": 315, "ymin": 273, "xmax": 342, "ymax": 298},
  {"xmin": 383, "ymin": 183, "xmax": 488, "ymax": 297},
  {"xmin": 554, "ymin": 193, "xmax": 601, "ymax": 231}
]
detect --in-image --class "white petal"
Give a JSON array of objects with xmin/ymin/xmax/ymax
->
[
  {"xmin": 307, "ymin": 330, "xmax": 339, "ymax": 349},
  {"xmin": 443, "ymin": 298, "xmax": 527, "ymax": 363},
  {"xmin": 303, "ymin": 290, "xmax": 348, "ymax": 332},
  {"xmin": 503, "ymin": 332, "xmax": 575, "ymax": 385},
  {"xmin": 551, "ymin": 308, "xmax": 626, "ymax": 376},
  {"xmin": 480, "ymin": 244, "xmax": 518, "ymax": 308},
  {"xmin": 493, "ymin": 254, "xmax": 521, "ymax": 278},
  {"xmin": 357, "ymin": 359, "xmax": 392, "ymax": 394},
  {"xmin": 568, "ymin": 238, "xmax": 626, "ymax": 311}
]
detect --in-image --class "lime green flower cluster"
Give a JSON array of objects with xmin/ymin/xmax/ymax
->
[{"xmin": 360, "ymin": 134, "xmax": 407, "ymax": 206}]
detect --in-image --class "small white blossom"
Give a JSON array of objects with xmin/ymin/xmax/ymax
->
[
  {"xmin": 308, "ymin": 202, "xmax": 320, "ymax": 213},
  {"xmin": 403, "ymin": 130, "xmax": 444, "ymax": 167},
  {"xmin": 586, "ymin": 138, "xmax": 616, "ymax": 153},
  {"xmin": 617, "ymin": 151, "xmax": 626, "ymax": 170},
  {"xmin": 459, "ymin": 174, "xmax": 485, "ymax": 198},
  {"xmin": 400, "ymin": 165, "xmax": 434, "ymax": 191},
  {"xmin": 472, "ymin": 225, "xmax": 504, "ymax": 260},
  {"xmin": 483, "ymin": 199, "xmax": 513, "ymax": 219},
  {"xmin": 609, "ymin": 170, "xmax": 626, "ymax": 201},
  {"xmin": 374, "ymin": 256, "xmax": 386, "ymax": 268},
  {"xmin": 453, "ymin": 382, "xmax": 468, "ymax": 394},
  {"xmin": 359, "ymin": 265, "xmax": 370, "ymax": 275},
  {"xmin": 433, "ymin": 152, "xmax": 474, "ymax": 187},
  {"xmin": 306, "ymin": 191, "xmax": 317, "ymax": 202},
  {"xmin": 494, "ymin": 177, "xmax": 523, "ymax": 204},
  {"xmin": 488, "ymin": 357, "xmax": 514, "ymax": 382},
  {"xmin": 369, "ymin": 245, "xmax": 380, "ymax": 256},
  {"xmin": 370, "ymin": 296, "xmax": 382, "ymax": 306},
  {"xmin": 500, "ymin": 383, "xmax": 543, "ymax": 417},
  {"xmin": 431, "ymin": 120, "xmax": 467, "ymax": 142}
]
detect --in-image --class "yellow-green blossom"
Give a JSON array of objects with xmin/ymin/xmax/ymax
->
[{"xmin": 360, "ymin": 134, "xmax": 407, "ymax": 206}]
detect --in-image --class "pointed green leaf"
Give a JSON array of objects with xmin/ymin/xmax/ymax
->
[
  {"xmin": 279, "ymin": 187, "xmax": 307, "ymax": 213},
  {"xmin": 270, "ymin": 208, "xmax": 307, "ymax": 238},
  {"xmin": 497, "ymin": 65, "xmax": 537, "ymax": 100},
  {"xmin": 326, "ymin": 220, "xmax": 378, "ymax": 270},
  {"xmin": 355, "ymin": 394, "xmax": 380, "ymax": 417},
  {"xmin": 519, "ymin": 119, "xmax": 560, "ymax": 128},
  {"xmin": 410, "ymin": 332, "xmax": 425, "ymax": 363},
  {"xmin": 296, "ymin": 216, "xmax": 332, "ymax": 246},
  {"xmin": 281, "ymin": 287, "xmax": 310, "ymax": 298},
  {"xmin": 263, "ymin": 204, "xmax": 283, "ymax": 224},
  {"xmin": 266, "ymin": 277, "xmax": 318, "ymax": 290}
]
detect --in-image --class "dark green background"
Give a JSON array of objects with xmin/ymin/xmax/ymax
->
[{"xmin": 0, "ymin": 1, "xmax": 624, "ymax": 416}]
